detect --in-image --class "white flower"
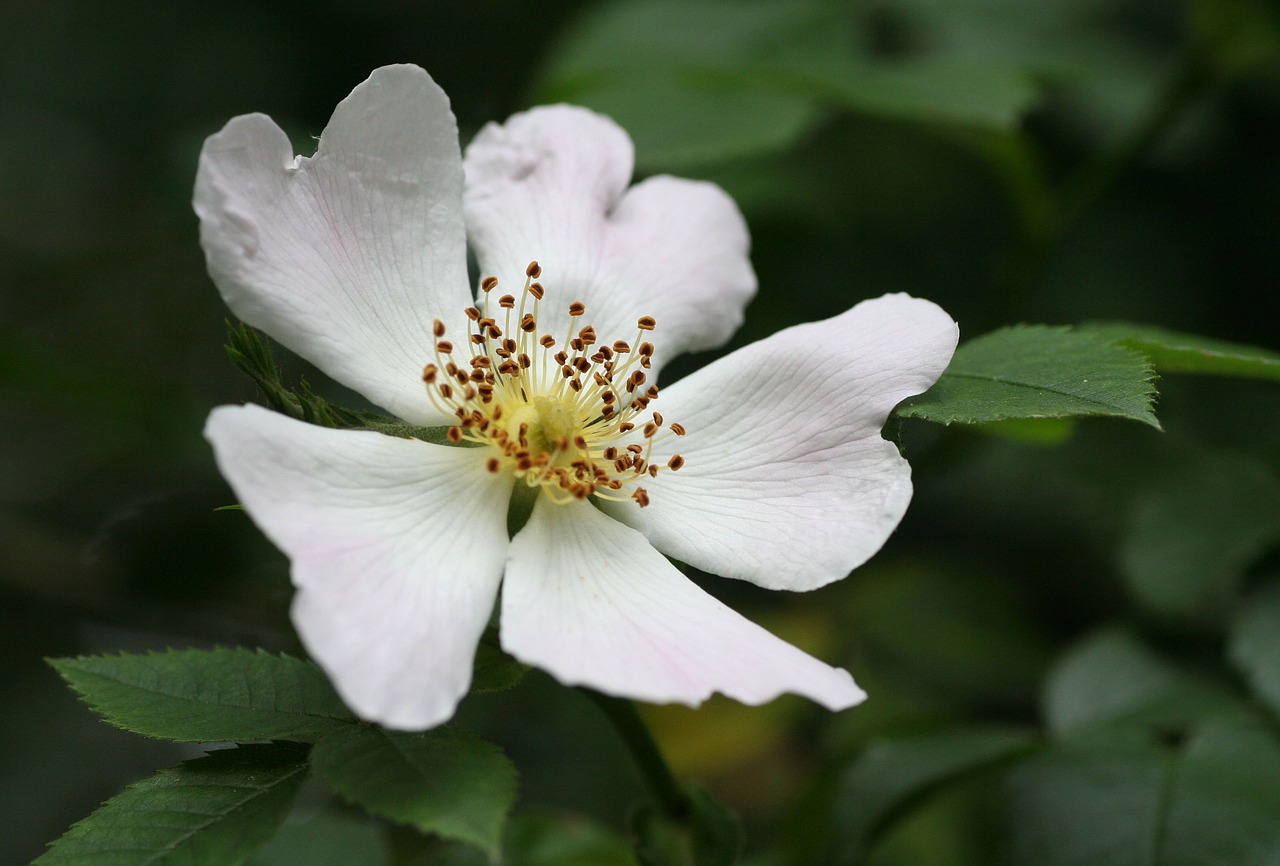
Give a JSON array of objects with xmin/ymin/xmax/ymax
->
[{"xmin": 195, "ymin": 64, "xmax": 958, "ymax": 731}]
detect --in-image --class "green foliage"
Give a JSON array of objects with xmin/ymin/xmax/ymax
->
[
  {"xmin": 1228, "ymin": 585, "xmax": 1280, "ymax": 720},
  {"xmin": 897, "ymin": 325, "xmax": 1159, "ymax": 428},
  {"xmin": 471, "ymin": 630, "xmax": 530, "ymax": 693},
  {"xmin": 1041, "ymin": 630, "xmax": 1245, "ymax": 736},
  {"xmin": 225, "ymin": 321, "xmax": 452, "ymax": 444},
  {"xmin": 51, "ymin": 648, "xmax": 354, "ymax": 742},
  {"xmin": 246, "ymin": 806, "xmax": 388, "ymax": 866},
  {"xmin": 829, "ymin": 726, "xmax": 1037, "ymax": 863},
  {"xmin": 1008, "ymin": 721, "xmax": 1280, "ymax": 866},
  {"xmin": 35, "ymin": 744, "xmax": 308, "ymax": 866},
  {"xmin": 1079, "ymin": 322, "xmax": 1280, "ymax": 382},
  {"xmin": 309, "ymin": 725, "xmax": 518, "ymax": 858},
  {"xmin": 535, "ymin": 0, "xmax": 1038, "ymax": 172},
  {"xmin": 627, "ymin": 784, "xmax": 743, "ymax": 866},
  {"xmin": 1118, "ymin": 453, "xmax": 1280, "ymax": 620}
]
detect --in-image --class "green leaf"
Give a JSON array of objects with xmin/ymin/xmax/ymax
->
[
  {"xmin": 1078, "ymin": 322, "xmax": 1280, "ymax": 382},
  {"xmin": 829, "ymin": 726, "xmax": 1037, "ymax": 863},
  {"xmin": 1008, "ymin": 721, "xmax": 1280, "ymax": 866},
  {"xmin": 896, "ymin": 325, "xmax": 1160, "ymax": 428},
  {"xmin": 35, "ymin": 743, "xmax": 308, "ymax": 866},
  {"xmin": 51, "ymin": 648, "xmax": 355, "ymax": 742},
  {"xmin": 471, "ymin": 631, "xmax": 529, "ymax": 694},
  {"xmin": 1042, "ymin": 630, "xmax": 1244, "ymax": 737},
  {"xmin": 246, "ymin": 806, "xmax": 388, "ymax": 866},
  {"xmin": 1118, "ymin": 452, "xmax": 1280, "ymax": 620},
  {"xmin": 225, "ymin": 321, "xmax": 452, "ymax": 444},
  {"xmin": 1228, "ymin": 584, "xmax": 1280, "ymax": 720},
  {"xmin": 310, "ymin": 725, "xmax": 517, "ymax": 858},
  {"xmin": 504, "ymin": 811, "xmax": 638, "ymax": 866},
  {"xmin": 628, "ymin": 784, "xmax": 743, "ymax": 866}
]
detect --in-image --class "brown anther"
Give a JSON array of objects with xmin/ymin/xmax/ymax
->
[
  {"xmin": 627, "ymin": 444, "xmax": 644, "ymax": 455},
  {"xmin": 486, "ymin": 457, "xmax": 502, "ymax": 473},
  {"xmin": 670, "ymin": 422, "xmax": 686, "ymax": 436},
  {"xmin": 642, "ymin": 423, "xmax": 658, "ymax": 438},
  {"xmin": 574, "ymin": 357, "xmax": 591, "ymax": 373},
  {"xmin": 593, "ymin": 373, "xmax": 609, "ymax": 387},
  {"xmin": 602, "ymin": 405, "xmax": 616, "ymax": 419},
  {"xmin": 487, "ymin": 324, "xmax": 502, "ymax": 339},
  {"xmin": 433, "ymin": 319, "xmax": 446, "ymax": 337},
  {"xmin": 481, "ymin": 276, "xmax": 499, "ymax": 292},
  {"xmin": 570, "ymin": 379, "xmax": 582, "ymax": 391},
  {"xmin": 639, "ymin": 342, "xmax": 655, "ymax": 356},
  {"xmin": 613, "ymin": 340, "xmax": 631, "ymax": 353},
  {"xmin": 517, "ymin": 456, "xmax": 533, "ymax": 471},
  {"xmin": 503, "ymin": 338, "xmax": 517, "ymax": 353},
  {"xmin": 465, "ymin": 306, "xmax": 482, "ymax": 321},
  {"xmin": 526, "ymin": 261, "xmax": 542, "ymax": 278},
  {"xmin": 446, "ymin": 426, "xmax": 463, "ymax": 443},
  {"xmin": 561, "ymin": 366, "xmax": 573, "ymax": 379},
  {"xmin": 554, "ymin": 350, "xmax": 568, "ymax": 365},
  {"xmin": 471, "ymin": 355, "xmax": 492, "ymax": 368},
  {"xmin": 540, "ymin": 334, "xmax": 556, "ymax": 348},
  {"xmin": 574, "ymin": 435, "xmax": 589, "ymax": 450},
  {"xmin": 598, "ymin": 345, "xmax": 614, "ymax": 361},
  {"xmin": 604, "ymin": 446, "xmax": 618, "ymax": 460},
  {"xmin": 570, "ymin": 338, "xmax": 585, "ymax": 352},
  {"xmin": 633, "ymin": 488, "xmax": 650, "ymax": 507},
  {"xmin": 470, "ymin": 368, "xmax": 485, "ymax": 382},
  {"xmin": 568, "ymin": 301, "xmax": 586, "ymax": 317},
  {"xmin": 436, "ymin": 340, "xmax": 454, "ymax": 354},
  {"xmin": 519, "ymin": 353, "xmax": 532, "ymax": 369},
  {"xmin": 439, "ymin": 383, "xmax": 453, "ymax": 400},
  {"xmin": 463, "ymin": 384, "xmax": 477, "ymax": 400},
  {"xmin": 652, "ymin": 412, "xmax": 663, "ymax": 426},
  {"xmin": 520, "ymin": 314, "xmax": 537, "ymax": 333},
  {"xmin": 499, "ymin": 294, "xmax": 516, "ymax": 310},
  {"xmin": 614, "ymin": 458, "xmax": 630, "ymax": 472},
  {"xmin": 529, "ymin": 282, "xmax": 545, "ymax": 300},
  {"xmin": 618, "ymin": 422, "xmax": 635, "ymax": 433},
  {"xmin": 646, "ymin": 385, "xmax": 660, "ymax": 399},
  {"xmin": 498, "ymin": 361, "xmax": 519, "ymax": 376},
  {"xmin": 470, "ymin": 334, "xmax": 486, "ymax": 345},
  {"xmin": 668, "ymin": 454, "xmax": 685, "ymax": 471},
  {"xmin": 578, "ymin": 326, "xmax": 597, "ymax": 345},
  {"xmin": 629, "ymin": 370, "xmax": 647, "ymax": 388},
  {"xmin": 445, "ymin": 362, "xmax": 458, "ymax": 376},
  {"xmin": 649, "ymin": 465, "xmax": 660, "ymax": 477},
  {"xmin": 601, "ymin": 391, "xmax": 616, "ymax": 404},
  {"xmin": 637, "ymin": 316, "xmax": 656, "ymax": 331},
  {"xmin": 422, "ymin": 364, "xmax": 438, "ymax": 383}
]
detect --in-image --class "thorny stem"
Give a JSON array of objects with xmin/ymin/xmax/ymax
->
[{"xmin": 585, "ymin": 690, "xmax": 691, "ymax": 819}]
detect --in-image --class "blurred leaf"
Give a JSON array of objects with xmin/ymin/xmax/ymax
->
[
  {"xmin": 829, "ymin": 726, "xmax": 1036, "ymax": 863},
  {"xmin": 51, "ymin": 648, "xmax": 354, "ymax": 742},
  {"xmin": 35, "ymin": 744, "xmax": 307, "ymax": 866},
  {"xmin": 471, "ymin": 629, "xmax": 530, "ymax": 694},
  {"xmin": 628, "ymin": 784, "xmax": 742, "ymax": 866},
  {"xmin": 1042, "ymin": 630, "xmax": 1244, "ymax": 737},
  {"xmin": 1118, "ymin": 452, "xmax": 1280, "ymax": 620},
  {"xmin": 970, "ymin": 417, "xmax": 1077, "ymax": 444},
  {"xmin": 1193, "ymin": 0, "xmax": 1280, "ymax": 80},
  {"xmin": 537, "ymin": 0, "xmax": 1039, "ymax": 172},
  {"xmin": 1079, "ymin": 322, "xmax": 1280, "ymax": 382},
  {"xmin": 1008, "ymin": 721, "xmax": 1280, "ymax": 866},
  {"xmin": 896, "ymin": 325, "xmax": 1159, "ymax": 428},
  {"xmin": 1228, "ymin": 584, "xmax": 1280, "ymax": 719},
  {"xmin": 310, "ymin": 725, "xmax": 517, "ymax": 858},
  {"xmin": 504, "ymin": 811, "xmax": 638, "ymax": 866},
  {"xmin": 246, "ymin": 807, "xmax": 388, "ymax": 866}
]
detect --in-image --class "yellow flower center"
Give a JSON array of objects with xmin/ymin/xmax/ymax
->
[{"xmin": 421, "ymin": 261, "xmax": 686, "ymax": 507}]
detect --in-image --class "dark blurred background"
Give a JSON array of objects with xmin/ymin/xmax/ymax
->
[{"xmin": 3, "ymin": 0, "xmax": 1279, "ymax": 863}]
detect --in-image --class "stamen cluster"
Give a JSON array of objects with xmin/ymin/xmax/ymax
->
[{"xmin": 421, "ymin": 261, "xmax": 685, "ymax": 506}]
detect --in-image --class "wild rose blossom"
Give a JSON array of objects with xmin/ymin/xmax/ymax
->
[{"xmin": 195, "ymin": 64, "xmax": 958, "ymax": 730}]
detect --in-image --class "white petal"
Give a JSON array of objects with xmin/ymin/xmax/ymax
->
[
  {"xmin": 612, "ymin": 293, "xmax": 959, "ymax": 592},
  {"xmin": 205, "ymin": 404, "xmax": 513, "ymax": 730},
  {"xmin": 195, "ymin": 65, "xmax": 471, "ymax": 426},
  {"xmin": 463, "ymin": 105, "xmax": 755, "ymax": 372},
  {"xmin": 501, "ymin": 497, "xmax": 863, "ymax": 711}
]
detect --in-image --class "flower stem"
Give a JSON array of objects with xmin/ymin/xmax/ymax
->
[{"xmin": 584, "ymin": 690, "xmax": 690, "ymax": 819}]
